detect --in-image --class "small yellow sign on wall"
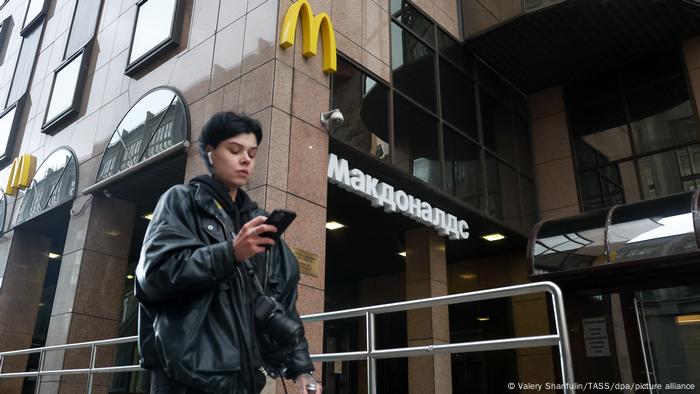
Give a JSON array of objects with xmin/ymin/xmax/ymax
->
[
  {"xmin": 5, "ymin": 154, "xmax": 36, "ymax": 196},
  {"xmin": 292, "ymin": 247, "xmax": 320, "ymax": 277},
  {"xmin": 280, "ymin": 0, "xmax": 337, "ymax": 73}
]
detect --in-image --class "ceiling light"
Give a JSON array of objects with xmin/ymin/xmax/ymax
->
[
  {"xmin": 325, "ymin": 221, "xmax": 346, "ymax": 230},
  {"xmin": 477, "ymin": 317, "xmax": 490, "ymax": 322},
  {"xmin": 143, "ymin": 213, "xmax": 154, "ymax": 220},
  {"xmin": 459, "ymin": 273, "xmax": 476, "ymax": 280},
  {"xmin": 48, "ymin": 253, "xmax": 61, "ymax": 259},
  {"xmin": 481, "ymin": 233, "xmax": 505, "ymax": 242},
  {"xmin": 126, "ymin": 274, "xmax": 134, "ymax": 280},
  {"xmin": 676, "ymin": 314, "xmax": 700, "ymax": 325},
  {"xmin": 398, "ymin": 251, "xmax": 407, "ymax": 257}
]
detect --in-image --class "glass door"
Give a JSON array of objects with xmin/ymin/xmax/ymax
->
[{"xmin": 633, "ymin": 285, "xmax": 700, "ymax": 393}]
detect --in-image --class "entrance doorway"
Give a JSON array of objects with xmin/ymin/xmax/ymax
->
[{"xmin": 634, "ymin": 285, "xmax": 700, "ymax": 392}]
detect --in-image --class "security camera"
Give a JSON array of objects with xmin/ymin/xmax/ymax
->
[{"xmin": 320, "ymin": 109, "xmax": 344, "ymax": 130}]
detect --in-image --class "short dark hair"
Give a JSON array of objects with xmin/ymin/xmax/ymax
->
[{"xmin": 198, "ymin": 112, "xmax": 263, "ymax": 172}]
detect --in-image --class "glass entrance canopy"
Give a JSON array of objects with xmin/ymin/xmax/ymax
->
[{"xmin": 530, "ymin": 191, "xmax": 700, "ymax": 276}]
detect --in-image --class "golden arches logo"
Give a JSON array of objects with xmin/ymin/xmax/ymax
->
[
  {"xmin": 280, "ymin": 0, "xmax": 337, "ymax": 74},
  {"xmin": 5, "ymin": 154, "xmax": 36, "ymax": 196}
]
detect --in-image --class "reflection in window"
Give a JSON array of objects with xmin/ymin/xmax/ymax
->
[
  {"xmin": 16, "ymin": 149, "xmax": 76, "ymax": 224},
  {"xmin": 444, "ymin": 126, "xmax": 483, "ymax": 210},
  {"xmin": 639, "ymin": 144, "xmax": 700, "ymax": 199},
  {"xmin": 331, "ymin": 58, "xmax": 390, "ymax": 162},
  {"xmin": 532, "ymin": 210, "xmax": 608, "ymax": 275},
  {"xmin": 437, "ymin": 29, "xmax": 469, "ymax": 73},
  {"xmin": 22, "ymin": 0, "xmax": 45, "ymax": 31},
  {"xmin": 0, "ymin": 17, "xmax": 10, "ymax": 64},
  {"xmin": 64, "ymin": 0, "xmax": 101, "ymax": 58},
  {"xmin": 390, "ymin": 1, "xmax": 435, "ymax": 45},
  {"xmin": 394, "ymin": 94, "xmax": 440, "ymax": 188},
  {"xmin": 391, "ymin": 22, "xmax": 436, "ymax": 111},
  {"xmin": 96, "ymin": 88, "xmax": 188, "ymax": 183},
  {"xmin": 440, "ymin": 59, "xmax": 477, "ymax": 139},
  {"xmin": 6, "ymin": 23, "xmax": 42, "ymax": 107},
  {"xmin": 44, "ymin": 52, "xmax": 84, "ymax": 127},
  {"xmin": 608, "ymin": 192, "xmax": 697, "ymax": 263},
  {"xmin": 627, "ymin": 77, "xmax": 699, "ymax": 155},
  {"xmin": 567, "ymin": 50, "xmax": 700, "ymax": 211},
  {"xmin": 127, "ymin": 0, "xmax": 181, "ymax": 75},
  {"xmin": 481, "ymin": 90, "xmax": 516, "ymax": 165},
  {"xmin": 486, "ymin": 154, "xmax": 521, "ymax": 230},
  {"xmin": 0, "ymin": 105, "xmax": 17, "ymax": 161}
]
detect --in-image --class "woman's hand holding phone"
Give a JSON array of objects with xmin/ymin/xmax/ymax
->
[{"xmin": 233, "ymin": 216, "xmax": 276, "ymax": 262}]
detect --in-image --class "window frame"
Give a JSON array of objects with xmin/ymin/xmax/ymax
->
[
  {"xmin": 42, "ymin": 0, "xmax": 103, "ymax": 134},
  {"xmin": 330, "ymin": 1, "xmax": 537, "ymax": 234},
  {"xmin": 565, "ymin": 49, "xmax": 700, "ymax": 211},
  {"xmin": 0, "ymin": 99, "xmax": 24, "ymax": 166},
  {"xmin": 20, "ymin": 0, "xmax": 47, "ymax": 36},
  {"xmin": 124, "ymin": 0, "xmax": 184, "ymax": 77},
  {"xmin": 0, "ymin": 16, "xmax": 11, "ymax": 66},
  {"xmin": 41, "ymin": 46, "xmax": 91, "ymax": 133},
  {"xmin": 5, "ymin": 21, "xmax": 43, "ymax": 109},
  {"xmin": 63, "ymin": 0, "xmax": 103, "ymax": 60}
]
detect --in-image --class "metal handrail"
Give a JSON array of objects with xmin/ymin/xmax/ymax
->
[{"xmin": 0, "ymin": 281, "xmax": 574, "ymax": 394}]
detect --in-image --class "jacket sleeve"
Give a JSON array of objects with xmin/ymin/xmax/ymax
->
[
  {"xmin": 276, "ymin": 239, "xmax": 315, "ymax": 379},
  {"xmin": 135, "ymin": 186, "xmax": 236, "ymax": 303}
]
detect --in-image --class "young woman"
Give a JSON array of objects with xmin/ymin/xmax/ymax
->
[{"xmin": 135, "ymin": 112, "xmax": 320, "ymax": 393}]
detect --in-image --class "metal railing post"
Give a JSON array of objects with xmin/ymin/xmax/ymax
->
[
  {"xmin": 547, "ymin": 284, "xmax": 575, "ymax": 394},
  {"xmin": 87, "ymin": 343, "xmax": 97, "ymax": 394},
  {"xmin": 33, "ymin": 349, "xmax": 46, "ymax": 394},
  {"xmin": 366, "ymin": 311, "xmax": 377, "ymax": 394}
]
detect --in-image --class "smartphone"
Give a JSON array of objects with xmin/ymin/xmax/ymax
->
[{"xmin": 260, "ymin": 209, "xmax": 296, "ymax": 238}]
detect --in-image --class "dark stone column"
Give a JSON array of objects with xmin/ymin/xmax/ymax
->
[
  {"xmin": 39, "ymin": 195, "xmax": 135, "ymax": 394},
  {"xmin": 0, "ymin": 229, "xmax": 51, "ymax": 394}
]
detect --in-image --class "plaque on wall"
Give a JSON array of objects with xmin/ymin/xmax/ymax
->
[
  {"xmin": 582, "ymin": 317, "xmax": 611, "ymax": 358},
  {"xmin": 292, "ymin": 247, "xmax": 319, "ymax": 277}
]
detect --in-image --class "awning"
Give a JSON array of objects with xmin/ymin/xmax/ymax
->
[
  {"xmin": 529, "ymin": 191, "xmax": 700, "ymax": 283},
  {"xmin": 467, "ymin": 0, "xmax": 700, "ymax": 93}
]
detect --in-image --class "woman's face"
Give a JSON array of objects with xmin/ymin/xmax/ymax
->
[{"xmin": 208, "ymin": 132, "xmax": 258, "ymax": 189}]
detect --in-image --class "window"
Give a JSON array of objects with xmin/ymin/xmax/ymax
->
[
  {"xmin": 42, "ymin": 0, "xmax": 102, "ymax": 133},
  {"xmin": 444, "ymin": 126, "xmax": 483, "ymax": 209},
  {"xmin": 125, "ymin": 0, "xmax": 184, "ymax": 76},
  {"xmin": 0, "ymin": 17, "xmax": 11, "ymax": 65},
  {"xmin": 391, "ymin": 22, "xmax": 436, "ymax": 111},
  {"xmin": 330, "ymin": 2, "xmax": 537, "ymax": 234},
  {"xmin": 21, "ymin": 0, "xmax": 47, "ymax": 34},
  {"xmin": 16, "ymin": 148, "xmax": 77, "ymax": 225},
  {"xmin": 566, "ymin": 50, "xmax": 700, "ymax": 211},
  {"xmin": 64, "ymin": 0, "xmax": 101, "ymax": 57},
  {"xmin": 0, "ymin": 102, "xmax": 20, "ymax": 164},
  {"xmin": 43, "ymin": 50, "xmax": 87, "ymax": 130},
  {"xmin": 330, "ymin": 57, "xmax": 390, "ymax": 163},
  {"xmin": 394, "ymin": 93, "xmax": 441, "ymax": 189},
  {"xmin": 95, "ymin": 87, "xmax": 188, "ymax": 184},
  {"xmin": 5, "ymin": 23, "xmax": 42, "ymax": 107}
]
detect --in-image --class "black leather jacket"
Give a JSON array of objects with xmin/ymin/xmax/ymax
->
[{"xmin": 135, "ymin": 178, "xmax": 314, "ymax": 392}]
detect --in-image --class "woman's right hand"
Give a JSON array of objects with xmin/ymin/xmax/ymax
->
[{"xmin": 233, "ymin": 216, "xmax": 277, "ymax": 262}]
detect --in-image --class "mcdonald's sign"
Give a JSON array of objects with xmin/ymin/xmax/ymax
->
[
  {"xmin": 280, "ymin": 0, "xmax": 337, "ymax": 74},
  {"xmin": 5, "ymin": 154, "xmax": 36, "ymax": 196}
]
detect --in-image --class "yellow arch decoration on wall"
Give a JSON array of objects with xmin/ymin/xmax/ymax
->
[{"xmin": 279, "ymin": 0, "xmax": 337, "ymax": 74}]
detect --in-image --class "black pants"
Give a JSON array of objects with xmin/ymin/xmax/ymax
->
[{"xmin": 149, "ymin": 368, "xmax": 266, "ymax": 393}]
